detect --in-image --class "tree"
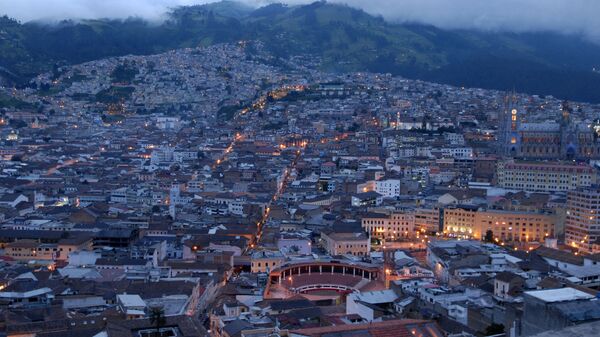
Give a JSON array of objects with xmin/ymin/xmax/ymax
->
[
  {"xmin": 149, "ymin": 306, "xmax": 166, "ymax": 337},
  {"xmin": 484, "ymin": 230, "xmax": 494, "ymax": 243},
  {"xmin": 484, "ymin": 323, "xmax": 504, "ymax": 336},
  {"xmin": 9, "ymin": 119, "xmax": 27, "ymax": 129}
]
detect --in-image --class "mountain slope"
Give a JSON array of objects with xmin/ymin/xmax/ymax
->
[{"xmin": 1, "ymin": 1, "xmax": 600, "ymax": 102}]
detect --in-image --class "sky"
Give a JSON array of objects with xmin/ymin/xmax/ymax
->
[{"xmin": 2, "ymin": 0, "xmax": 600, "ymax": 41}]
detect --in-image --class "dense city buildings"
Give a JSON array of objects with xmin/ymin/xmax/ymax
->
[
  {"xmin": 498, "ymin": 99, "xmax": 600, "ymax": 160},
  {"xmin": 0, "ymin": 20, "xmax": 600, "ymax": 337}
]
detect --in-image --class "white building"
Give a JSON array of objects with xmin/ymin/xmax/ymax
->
[{"xmin": 346, "ymin": 289, "xmax": 399, "ymax": 322}]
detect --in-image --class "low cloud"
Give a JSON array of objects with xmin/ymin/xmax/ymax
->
[{"xmin": 2, "ymin": 0, "xmax": 600, "ymax": 41}]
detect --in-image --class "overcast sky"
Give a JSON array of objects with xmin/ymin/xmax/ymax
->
[{"xmin": 2, "ymin": 0, "xmax": 600, "ymax": 41}]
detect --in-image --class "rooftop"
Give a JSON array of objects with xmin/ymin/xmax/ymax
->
[{"xmin": 525, "ymin": 287, "xmax": 595, "ymax": 303}]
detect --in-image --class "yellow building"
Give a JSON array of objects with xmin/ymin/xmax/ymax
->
[
  {"xmin": 320, "ymin": 231, "xmax": 370, "ymax": 256},
  {"xmin": 361, "ymin": 212, "xmax": 415, "ymax": 239},
  {"xmin": 443, "ymin": 207, "xmax": 556, "ymax": 242},
  {"xmin": 250, "ymin": 250, "xmax": 284, "ymax": 273},
  {"xmin": 443, "ymin": 207, "xmax": 478, "ymax": 238},
  {"xmin": 497, "ymin": 160, "xmax": 596, "ymax": 192},
  {"xmin": 414, "ymin": 208, "xmax": 441, "ymax": 233},
  {"xmin": 4, "ymin": 240, "xmax": 57, "ymax": 261}
]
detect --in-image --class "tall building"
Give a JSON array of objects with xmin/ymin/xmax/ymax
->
[
  {"xmin": 565, "ymin": 187, "xmax": 600, "ymax": 254},
  {"xmin": 498, "ymin": 97, "xmax": 600, "ymax": 159}
]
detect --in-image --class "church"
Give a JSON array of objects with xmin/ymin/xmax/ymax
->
[{"xmin": 498, "ymin": 96, "xmax": 600, "ymax": 160}]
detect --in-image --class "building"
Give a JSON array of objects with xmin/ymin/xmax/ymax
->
[
  {"xmin": 361, "ymin": 211, "xmax": 415, "ymax": 239},
  {"xmin": 426, "ymin": 240, "xmax": 488, "ymax": 284},
  {"xmin": 565, "ymin": 187, "xmax": 600, "ymax": 254},
  {"xmin": 277, "ymin": 235, "xmax": 312, "ymax": 256},
  {"xmin": 351, "ymin": 191, "xmax": 383, "ymax": 207},
  {"xmin": 534, "ymin": 246, "xmax": 600, "ymax": 287},
  {"xmin": 442, "ymin": 206, "xmax": 478, "ymax": 239},
  {"xmin": 250, "ymin": 250, "xmax": 284, "ymax": 273},
  {"xmin": 494, "ymin": 271, "xmax": 525, "ymax": 301},
  {"xmin": 519, "ymin": 287, "xmax": 600, "ymax": 336},
  {"xmin": 497, "ymin": 160, "xmax": 596, "ymax": 192},
  {"xmin": 357, "ymin": 179, "xmax": 401, "ymax": 198},
  {"xmin": 320, "ymin": 231, "xmax": 370, "ymax": 256},
  {"xmin": 346, "ymin": 289, "xmax": 399, "ymax": 322},
  {"xmin": 117, "ymin": 293, "xmax": 147, "ymax": 319},
  {"xmin": 4, "ymin": 240, "xmax": 57, "ymax": 261},
  {"xmin": 443, "ymin": 207, "xmax": 557, "ymax": 242},
  {"xmin": 414, "ymin": 208, "xmax": 441, "ymax": 233},
  {"xmin": 498, "ymin": 98, "xmax": 600, "ymax": 160},
  {"xmin": 291, "ymin": 319, "xmax": 445, "ymax": 337}
]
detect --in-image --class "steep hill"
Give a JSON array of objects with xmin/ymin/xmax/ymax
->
[{"xmin": 2, "ymin": 1, "xmax": 600, "ymax": 102}]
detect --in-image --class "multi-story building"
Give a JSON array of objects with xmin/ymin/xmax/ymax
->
[
  {"xmin": 357, "ymin": 179, "xmax": 401, "ymax": 198},
  {"xmin": 320, "ymin": 231, "xmax": 370, "ymax": 256},
  {"xmin": 565, "ymin": 187, "xmax": 600, "ymax": 254},
  {"xmin": 361, "ymin": 211, "xmax": 415, "ymax": 239},
  {"xmin": 414, "ymin": 208, "xmax": 441, "ymax": 233},
  {"xmin": 375, "ymin": 179, "xmax": 401, "ymax": 198},
  {"xmin": 442, "ymin": 206, "xmax": 478, "ymax": 238},
  {"xmin": 443, "ymin": 207, "xmax": 556, "ymax": 242},
  {"xmin": 497, "ymin": 160, "xmax": 596, "ymax": 192},
  {"xmin": 4, "ymin": 240, "xmax": 58, "ymax": 261},
  {"xmin": 474, "ymin": 209, "xmax": 556, "ymax": 243},
  {"xmin": 441, "ymin": 146, "xmax": 473, "ymax": 159}
]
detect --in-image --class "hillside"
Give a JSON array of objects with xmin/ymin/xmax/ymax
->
[{"xmin": 2, "ymin": 1, "xmax": 600, "ymax": 102}]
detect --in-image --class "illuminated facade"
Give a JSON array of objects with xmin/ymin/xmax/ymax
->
[
  {"xmin": 565, "ymin": 188, "xmax": 600, "ymax": 254},
  {"xmin": 497, "ymin": 160, "xmax": 596, "ymax": 192},
  {"xmin": 443, "ymin": 207, "xmax": 556, "ymax": 242},
  {"xmin": 498, "ymin": 97, "xmax": 600, "ymax": 159},
  {"xmin": 361, "ymin": 212, "xmax": 416, "ymax": 239}
]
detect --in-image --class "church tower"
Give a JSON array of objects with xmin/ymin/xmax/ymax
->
[
  {"xmin": 559, "ymin": 101, "xmax": 578, "ymax": 159},
  {"xmin": 499, "ymin": 93, "xmax": 521, "ymax": 157}
]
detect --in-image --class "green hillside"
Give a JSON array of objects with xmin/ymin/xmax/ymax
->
[{"xmin": 2, "ymin": 1, "xmax": 600, "ymax": 102}]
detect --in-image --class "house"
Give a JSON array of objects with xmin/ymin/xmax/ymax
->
[
  {"xmin": 438, "ymin": 189, "xmax": 486, "ymax": 206},
  {"xmin": 346, "ymin": 289, "xmax": 400, "ymax": 322},
  {"xmin": 351, "ymin": 191, "xmax": 383, "ymax": 207},
  {"xmin": 0, "ymin": 193, "xmax": 28, "ymax": 208},
  {"xmin": 494, "ymin": 271, "xmax": 524, "ymax": 301},
  {"xmin": 251, "ymin": 250, "xmax": 284, "ymax": 273},
  {"xmin": 117, "ymin": 293, "xmax": 147, "ymax": 319}
]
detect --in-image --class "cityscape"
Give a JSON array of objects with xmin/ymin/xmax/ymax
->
[{"xmin": 0, "ymin": 1, "xmax": 600, "ymax": 337}]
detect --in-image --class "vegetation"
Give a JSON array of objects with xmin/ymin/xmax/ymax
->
[
  {"xmin": 149, "ymin": 306, "xmax": 166, "ymax": 337},
  {"xmin": 484, "ymin": 323, "xmax": 505, "ymax": 336},
  {"xmin": 484, "ymin": 230, "xmax": 494, "ymax": 243},
  {"xmin": 263, "ymin": 121, "xmax": 286, "ymax": 130},
  {"xmin": 217, "ymin": 104, "xmax": 242, "ymax": 121},
  {"xmin": 111, "ymin": 62, "xmax": 139, "ymax": 84},
  {"xmin": 2, "ymin": 2, "xmax": 600, "ymax": 102},
  {"xmin": 95, "ymin": 86, "xmax": 135, "ymax": 104},
  {"xmin": 0, "ymin": 92, "xmax": 34, "ymax": 109}
]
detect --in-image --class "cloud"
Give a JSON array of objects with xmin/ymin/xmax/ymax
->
[
  {"xmin": 0, "ymin": 0, "xmax": 207, "ymax": 22},
  {"xmin": 2, "ymin": 0, "xmax": 600, "ymax": 41}
]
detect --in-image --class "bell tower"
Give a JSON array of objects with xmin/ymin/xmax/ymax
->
[{"xmin": 499, "ymin": 92, "xmax": 521, "ymax": 157}]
